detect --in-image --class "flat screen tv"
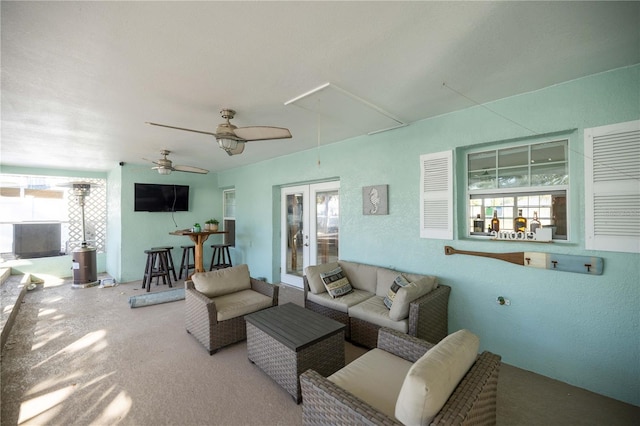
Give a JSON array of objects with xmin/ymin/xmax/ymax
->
[{"xmin": 134, "ymin": 183, "xmax": 189, "ymax": 212}]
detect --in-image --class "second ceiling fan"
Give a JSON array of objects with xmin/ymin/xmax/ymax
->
[{"xmin": 147, "ymin": 109, "xmax": 292, "ymax": 156}]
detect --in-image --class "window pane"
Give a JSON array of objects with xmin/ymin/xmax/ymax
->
[
  {"xmin": 469, "ymin": 151, "xmax": 496, "ymax": 171},
  {"xmin": 498, "ymin": 146, "xmax": 528, "ymax": 167},
  {"xmin": 531, "ymin": 141, "xmax": 567, "ymax": 163},
  {"xmin": 468, "ymin": 170, "xmax": 496, "ymax": 190},
  {"xmin": 531, "ymin": 163, "xmax": 568, "ymax": 186},
  {"xmin": 498, "ymin": 166, "xmax": 529, "ymax": 188}
]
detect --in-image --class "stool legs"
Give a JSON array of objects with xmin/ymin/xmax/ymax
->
[
  {"xmin": 209, "ymin": 244, "xmax": 233, "ymax": 270},
  {"xmin": 143, "ymin": 249, "xmax": 172, "ymax": 292},
  {"xmin": 179, "ymin": 246, "xmax": 195, "ymax": 279}
]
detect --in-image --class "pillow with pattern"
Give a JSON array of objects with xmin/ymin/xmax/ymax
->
[
  {"xmin": 320, "ymin": 267, "xmax": 353, "ymax": 298},
  {"xmin": 384, "ymin": 274, "xmax": 411, "ymax": 309}
]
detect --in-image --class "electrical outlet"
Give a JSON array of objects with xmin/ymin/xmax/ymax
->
[{"xmin": 497, "ymin": 296, "xmax": 511, "ymax": 306}]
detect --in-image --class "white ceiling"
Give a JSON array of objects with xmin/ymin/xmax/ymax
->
[{"xmin": 1, "ymin": 1, "xmax": 639, "ymax": 174}]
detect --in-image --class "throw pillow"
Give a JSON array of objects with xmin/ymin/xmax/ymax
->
[
  {"xmin": 389, "ymin": 275, "xmax": 438, "ymax": 321},
  {"xmin": 383, "ymin": 274, "xmax": 411, "ymax": 309},
  {"xmin": 320, "ymin": 267, "xmax": 353, "ymax": 298},
  {"xmin": 395, "ymin": 329, "xmax": 480, "ymax": 425}
]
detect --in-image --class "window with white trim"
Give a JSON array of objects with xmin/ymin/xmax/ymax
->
[
  {"xmin": 466, "ymin": 139, "xmax": 569, "ymax": 240},
  {"xmin": 584, "ymin": 120, "xmax": 640, "ymax": 253}
]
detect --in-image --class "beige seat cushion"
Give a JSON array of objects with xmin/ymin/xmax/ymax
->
[
  {"xmin": 304, "ymin": 262, "xmax": 339, "ymax": 294},
  {"xmin": 329, "ymin": 348, "xmax": 412, "ymax": 421},
  {"xmin": 395, "ymin": 329, "xmax": 480, "ymax": 425},
  {"xmin": 307, "ymin": 289, "xmax": 374, "ymax": 313},
  {"xmin": 213, "ymin": 289, "xmax": 273, "ymax": 321},
  {"xmin": 348, "ymin": 296, "xmax": 408, "ymax": 333},
  {"xmin": 192, "ymin": 264, "xmax": 251, "ymax": 297},
  {"xmin": 389, "ymin": 275, "xmax": 438, "ymax": 321}
]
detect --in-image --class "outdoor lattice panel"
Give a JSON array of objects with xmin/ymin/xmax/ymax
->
[{"xmin": 67, "ymin": 178, "xmax": 106, "ymax": 253}]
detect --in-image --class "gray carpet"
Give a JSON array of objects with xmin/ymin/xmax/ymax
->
[{"xmin": 1, "ymin": 276, "xmax": 638, "ymax": 425}]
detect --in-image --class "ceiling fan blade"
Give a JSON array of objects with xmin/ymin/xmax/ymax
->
[
  {"xmin": 173, "ymin": 165, "xmax": 209, "ymax": 174},
  {"xmin": 233, "ymin": 126, "xmax": 292, "ymax": 142},
  {"xmin": 146, "ymin": 122, "xmax": 216, "ymax": 136}
]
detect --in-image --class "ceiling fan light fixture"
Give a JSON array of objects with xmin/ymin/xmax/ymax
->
[{"xmin": 158, "ymin": 167, "xmax": 171, "ymax": 175}]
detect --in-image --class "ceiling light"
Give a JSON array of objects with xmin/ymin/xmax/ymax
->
[
  {"xmin": 217, "ymin": 138, "xmax": 245, "ymax": 155},
  {"xmin": 158, "ymin": 168, "xmax": 171, "ymax": 175}
]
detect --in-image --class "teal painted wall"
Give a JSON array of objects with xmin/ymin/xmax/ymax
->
[
  {"xmin": 216, "ymin": 65, "xmax": 640, "ymax": 406},
  {"xmin": 117, "ymin": 165, "xmax": 223, "ymax": 282}
]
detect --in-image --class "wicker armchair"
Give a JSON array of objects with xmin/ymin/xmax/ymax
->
[
  {"xmin": 185, "ymin": 276, "xmax": 278, "ymax": 355},
  {"xmin": 300, "ymin": 328, "xmax": 501, "ymax": 425}
]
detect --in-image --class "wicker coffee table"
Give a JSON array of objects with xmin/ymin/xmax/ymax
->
[{"xmin": 245, "ymin": 302, "xmax": 346, "ymax": 403}]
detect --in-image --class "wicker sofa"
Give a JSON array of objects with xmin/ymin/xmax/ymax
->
[
  {"xmin": 303, "ymin": 260, "xmax": 450, "ymax": 348},
  {"xmin": 301, "ymin": 327, "xmax": 501, "ymax": 425},
  {"xmin": 185, "ymin": 264, "xmax": 278, "ymax": 354}
]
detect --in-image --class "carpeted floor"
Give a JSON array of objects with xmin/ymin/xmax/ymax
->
[{"xmin": 1, "ymin": 275, "xmax": 638, "ymax": 425}]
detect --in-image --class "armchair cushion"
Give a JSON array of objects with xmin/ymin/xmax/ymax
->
[
  {"xmin": 307, "ymin": 289, "xmax": 374, "ymax": 313},
  {"xmin": 389, "ymin": 275, "xmax": 438, "ymax": 321},
  {"xmin": 213, "ymin": 289, "xmax": 274, "ymax": 321},
  {"xmin": 192, "ymin": 264, "xmax": 251, "ymax": 297},
  {"xmin": 328, "ymin": 348, "xmax": 413, "ymax": 421},
  {"xmin": 395, "ymin": 329, "xmax": 480, "ymax": 425},
  {"xmin": 348, "ymin": 296, "xmax": 408, "ymax": 333}
]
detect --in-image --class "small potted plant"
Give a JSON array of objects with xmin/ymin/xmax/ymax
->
[
  {"xmin": 205, "ymin": 219, "xmax": 219, "ymax": 232},
  {"xmin": 193, "ymin": 222, "xmax": 201, "ymax": 233}
]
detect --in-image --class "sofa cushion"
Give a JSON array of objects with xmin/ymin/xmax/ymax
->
[
  {"xmin": 389, "ymin": 275, "xmax": 438, "ymax": 321},
  {"xmin": 213, "ymin": 289, "xmax": 274, "ymax": 321},
  {"xmin": 192, "ymin": 264, "xmax": 251, "ymax": 298},
  {"xmin": 307, "ymin": 289, "xmax": 374, "ymax": 313},
  {"xmin": 383, "ymin": 274, "xmax": 411, "ymax": 309},
  {"xmin": 320, "ymin": 267, "xmax": 353, "ymax": 298},
  {"xmin": 329, "ymin": 348, "xmax": 412, "ymax": 421},
  {"xmin": 395, "ymin": 329, "xmax": 480, "ymax": 425},
  {"xmin": 338, "ymin": 260, "xmax": 378, "ymax": 293},
  {"xmin": 348, "ymin": 296, "xmax": 409, "ymax": 333},
  {"xmin": 305, "ymin": 262, "xmax": 339, "ymax": 294}
]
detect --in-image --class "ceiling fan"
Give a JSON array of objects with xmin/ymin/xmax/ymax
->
[
  {"xmin": 146, "ymin": 150, "xmax": 209, "ymax": 175},
  {"xmin": 147, "ymin": 109, "xmax": 292, "ymax": 156}
]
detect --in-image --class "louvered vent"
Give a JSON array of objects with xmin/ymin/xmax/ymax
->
[
  {"xmin": 585, "ymin": 120, "xmax": 640, "ymax": 253},
  {"xmin": 420, "ymin": 151, "xmax": 453, "ymax": 239}
]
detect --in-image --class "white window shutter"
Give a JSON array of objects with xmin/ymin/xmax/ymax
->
[
  {"xmin": 420, "ymin": 150, "xmax": 453, "ymax": 239},
  {"xmin": 584, "ymin": 120, "xmax": 640, "ymax": 253}
]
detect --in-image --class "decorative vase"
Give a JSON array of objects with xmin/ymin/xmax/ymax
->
[
  {"xmin": 211, "ymin": 224, "xmax": 219, "ymax": 232},
  {"xmin": 204, "ymin": 223, "xmax": 211, "ymax": 231}
]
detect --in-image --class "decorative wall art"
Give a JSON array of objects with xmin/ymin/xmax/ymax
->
[{"xmin": 363, "ymin": 185, "xmax": 388, "ymax": 215}]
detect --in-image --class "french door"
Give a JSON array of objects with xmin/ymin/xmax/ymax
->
[{"xmin": 280, "ymin": 181, "xmax": 340, "ymax": 287}]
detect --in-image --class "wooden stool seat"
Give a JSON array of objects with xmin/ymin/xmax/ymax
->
[
  {"xmin": 209, "ymin": 244, "xmax": 233, "ymax": 270},
  {"xmin": 179, "ymin": 245, "xmax": 196, "ymax": 279},
  {"xmin": 142, "ymin": 248, "xmax": 172, "ymax": 292}
]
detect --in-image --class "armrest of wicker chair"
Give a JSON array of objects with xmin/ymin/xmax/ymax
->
[
  {"xmin": 185, "ymin": 280, "xmax": 218, "ymax": 324},
  {"xmin": 250, "ymin": 277, "xmax": 279, "ymax": 306},
  {"xmin": 300, "ymin": 369, "xmax": 400, "ymax": 425},
  {"xmin": 377, "ymin": 327, "xmax": 435, "ymax": 363},
  {"xmin": 408, "ymin": 284, "xmax": 451, "ymax": 344}
]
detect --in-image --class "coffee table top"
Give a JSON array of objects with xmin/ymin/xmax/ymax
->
[{"xmin": 245, "ymin": 303, "xmax": 345, "ymax": 352}]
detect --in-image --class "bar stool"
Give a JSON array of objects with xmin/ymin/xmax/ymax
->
[
  {"xmin": 179, "ymin": 245, "xmax": 196, "ymax": 279},
  {"xmin": 209, "ymin": 244, "xmax": 233, "ymax": 270},
  {"xmin": 142, "ymin": 249, "xmax": 172, "ymax": 292},
  {"xmin": 151, "ymin": 246, "xmax": 177, "ymax": 281}
]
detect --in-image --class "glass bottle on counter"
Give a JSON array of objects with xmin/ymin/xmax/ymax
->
[
  {"xmin": 530, "ymin": 211, "xmax": 541, "ymax": 233},
  {"xmin": 514, "ymin": 209, "xmax": 527, "ymax": 233},
  {"xmin": 473, "ymin": 214, "xmax": 485, "ymax": 233},
  {"xmin": 490, "ymin": 210, "xmax": 500, "ymax": 232}
]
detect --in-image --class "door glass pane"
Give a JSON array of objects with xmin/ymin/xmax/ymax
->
[
  {"xmin": 286, "ymin": 193, "xmax": 304, "ymax": 277},
  {"xmin": 315, "ymin": 190, "xmax": 339, "ymax": 265}
]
